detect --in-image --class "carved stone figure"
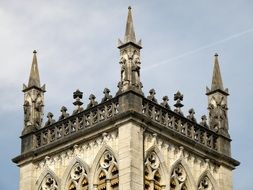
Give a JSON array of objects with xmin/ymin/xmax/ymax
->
[
  {"xmin": 23, "ymin": 100, "xmax": 31, "ymax": 125},
  {"xmin": 87, "ymin": 94, "xmax": 98, "ymax": 109},
  {"xmin": 200, "ymin": 115, "xmax": 209, "ymax": 128},
  {"xmin": 45, "ymin": 112, "xmax": 55, "ymax": 127},
  {"xmin": 101, "ymin": 88, "xmax": 113, "ymax": 102},
  {"xmin": 147, "ymin": 89, "xmax": 157, "ymax": 103},
  {"xmin": 187, "ymin": 108, "xmax": 197, "ymax": 123},
  {"xmin": 119, "ymin": 48, "xmax": 142, "ymax": 92},
  {"xmin": 131, "ymin": 52, "xmax": 141, "ymax": 87},
  {"xmin": 58, "ymin": 106, "xmax": 69, "ymax": 120},
  {"xmin": 35, "ymin": 95, "xmax": 43, "ymax": 126},
  {"xmin": 208, "ymin": 96, "xmax": 228, "ymax": 132},
  {"xmin": 160, "ymin": 96, "xmax": 171, "ymax": 110}
]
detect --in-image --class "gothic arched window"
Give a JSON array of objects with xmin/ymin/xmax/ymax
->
[
  {"xmin": 96, "ymin": 151, "xmax": 119, "ymax": 190},
  {"xmin": 198, "ymin": 175, "xmax": 214, "ymax": 190},
  {"xmin": 67, "ymin": 162, "xmax": 89, "ymax": 190},
  {"xmin": 144, "ymin": 152, "xmax": 163, "ymax": 190},
  {"xmin": 39, "ymin": 173, "xmax": 58, "ymax": 190},
  {"xmin": 170, "ymin": 164, "xmax": 188, "ymax": 190}
]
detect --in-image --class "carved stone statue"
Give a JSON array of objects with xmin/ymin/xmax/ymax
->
[
  {"xmin": 119, "ymin": 48, "xmax": 142, "ymax": 92},
  {"xmin": 200, "ymin": 115, "xmax": 209, "ymax": 128},
  {"xmin": 87, "ymin": 94, "xmax": 98, "ymax": 109},
  {"xmin": 101, "ymin": 88, "xmax": 113, "ymax": 102},
  {"xmin": 45, "ymin": 112, "xmax": 55, "ymax": 127},
  {"xmin": 147, "ymin": 89, "xmax": 157, "ymax": 103},
  {"xmin": 208, "ymin": 96, "xmax": 228, "ymax": 132},
  {"xmin": 187, "ymin": 108, "xmax": 197, "ymax": 123},
  {"xmin": 160, "ymin": 96, "xmax": 171, "ymax": 110},
  {"xmin": 34, "ymin": 95, "xmax": 43, "ymax": 126},
  {"xmin": 58, "ymin": 106, "xmax": 69, "ymax": 120},
  {"xmin": 23, "ymin": 100, "xmax": 31, "ymax": 125}
]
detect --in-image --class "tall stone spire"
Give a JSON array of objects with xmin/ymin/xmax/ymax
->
[
  {"xmin": 22, "ymin": 50, "xmax": 45, "ymax": 136},
  {"xmin": 28, "ymin": 50, "xmax": 41, "ymax": 88},
  {"xmin": 211, "ymin": 53, "xmax": 224, "ymax": 91},
  {"xmin": 117, "ymin": 7, "xmax": 143, "ymax": 94},
  {"xmin": 124, "ymin": 6, "xmax": 136, "ymax": 43}
]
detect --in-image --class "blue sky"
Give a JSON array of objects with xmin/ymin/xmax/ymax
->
[{"xmin": 0, "ymin": 1, "xmax": 252, "ymax": 189}]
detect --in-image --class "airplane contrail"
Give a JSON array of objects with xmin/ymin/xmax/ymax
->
[{"xmin": 143, "ymin": 27, "xmax": 253, "ymax": 71}]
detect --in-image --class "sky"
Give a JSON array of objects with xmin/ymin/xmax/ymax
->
[{"xmin": 0, "ymin": 0, "xmax": 252, "ymax": 189}]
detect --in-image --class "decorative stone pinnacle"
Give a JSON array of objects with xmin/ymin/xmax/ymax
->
[
  {"xmin": 73, "ymin": 89, "xmax": 84, "ymax": 114},
  {"xmin": 174, "ymin": 91, "xmax": 184, "ymax": 115},
  {"xmin": 128, "ymin": 6, "xmax": 131, "ymax": 10},
  {"xmin": 33, "ymin": 50, "xmax": 37, "ymax": 54}
]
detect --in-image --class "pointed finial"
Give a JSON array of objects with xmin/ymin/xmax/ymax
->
[
  {"xmin": 211, "ymin": 53, "xmax": 224, "ymax": 91},
  {"xmin": 124, "ymin": 6, "xmax": 136, "ymax": 43},
  {"xmin": 28, "ymin": 50, "xmax": 41, "ymax": 88}
]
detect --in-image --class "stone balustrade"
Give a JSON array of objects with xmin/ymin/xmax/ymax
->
[
  {"xmin": 33, "ymin": 93, "xmax": 218, "ymax": 151},
  {"xmin": 142, "ymin": 98, "xmax": 218, "ymax": 150},
  {"xmin": 35, "ymin": 97, "xmax": 119, "ymax": 148}
]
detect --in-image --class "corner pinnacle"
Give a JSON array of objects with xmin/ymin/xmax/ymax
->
[
  {"xmin": 28, "ymin": 50, "xmax": 41, "ymax": 88},
  {"xmin": 211, "ymin": 53, "xmax": 224, "ymax": 91},
  {"xmin": 124, "ymin": 6, "xmax": 136, "ymax": 43}
]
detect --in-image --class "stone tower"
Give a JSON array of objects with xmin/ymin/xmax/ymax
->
[{"xmin": 13, "ymin": 7, "xmax": 239, "ymax": 190}]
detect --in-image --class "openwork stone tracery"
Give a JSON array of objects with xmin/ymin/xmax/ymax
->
[
  {"xmin": 67, "ymin": 162, "xmax": 88, "ymax": 190},
  {"xmin": 198, "ymin": 176, "xmax": 214, "ymax": 190},
  {"xmin": 96, "ymin": 151, "xmax": 119, "ymax": 190},
  {"xmin": 144, "ymin": 151, "xmax": 163, "ymax": 190},
  {"xmin": 170, "ymin": 164, "xmax": 188, "ymax": 190},
  {"xmin": 39, "ymin": 173, "xmax": 58, "ymax": 190}
]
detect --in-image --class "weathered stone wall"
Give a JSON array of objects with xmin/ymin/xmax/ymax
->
[
  {"xmin": 19, "ymin": 130, "xmax": 118, "ymax": 190},
  {"xmin": 144, "ymin": 132, "xmax": 233, "ymax": 190}
]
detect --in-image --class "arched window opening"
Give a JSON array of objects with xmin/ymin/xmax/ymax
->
[
  {"xmin": 97, "ymin": 170, "xmax": 106, "ymax": 190},
  {"xmin": 198, "ymin": 176, "xmax": 214, "ymax": 190},
  {"xmin": 96, "ymin": 150, "xmax": 119, "ymax": 190},
  {"xmin": 144, "ymin": 151, "xmax": 163, "ymax": 190},
  {"xmin": 170, "ymin": 164, "xmax": 188, "ymax": 190},
  {"xmin": 81, "ymin": 177, "xmax": 89, "ymax": 190},
  {"xmin": 66, "ymin": 162, "xmax": 89, "ymax": 190},
  {"xmin": 39, "ymin": 173, "xmax": 58, "ymax": 190},
  {"xmin": 110, "ymin": 165, "xmax": 119, "ymax": 189}
]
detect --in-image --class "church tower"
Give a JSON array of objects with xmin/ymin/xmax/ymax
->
[{"xmin": 13, "ymin": 8, "xmax": 239, "ymax": 190}]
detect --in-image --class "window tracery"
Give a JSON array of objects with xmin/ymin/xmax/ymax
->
[
  {"xmin": 198, "ymin": 176, "xmax": 214, "ymax": 190},
  {"xmin": 144, "ymin": 152, "xmax": 163, "ymax": 190},
  {"xmin": 170, "ymin": 164, "xmax": 188, "ymax": 190},
  {"xmin": 96, "ymin": 151, "xmax": 119, "ymax": 190},
  {"xmin": 39, "ymin": 173, "xmax": 58, "ymax": 190},
  {"xmin": 67, "ymin": 162, "xmax": 89, "ymax": 190}
]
